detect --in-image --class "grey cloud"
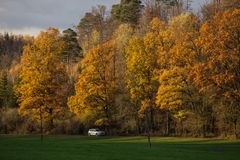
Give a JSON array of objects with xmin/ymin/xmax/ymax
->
[
  {"xmin": 0, "ymin": 0, "xmax": 119, "ymax": 30},
  {"xmin": 0, "ymin": 0, "xmax": 208, "ymax": 35}
]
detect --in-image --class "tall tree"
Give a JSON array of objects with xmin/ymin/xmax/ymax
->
[
  {"xmin": 126, "ymin": 18, "xmax": 168, "ymax": 146},
  {"xmin": 61, "ymin": 28, "xmax": 82, "ymax": 66},
  {"xmin": 196, "ymin": 9, "xmax": 240, "ymax": 137},
  {"xmin": 111, "ymin": 0, "xmax": 143, "ymax": 25},
  {"xmin": 68, "ymin": 41, "xmax": 117, "ymax": 131},
  {"xmin": 0, "ymin": 72, "xmax": 18, "ymax": 109},
  {"xmin": 156, "ymin": 67, "xmax": 191, "ymax": 135},
  {"xmin": 0, "ymin": 72, "xmax": 8, "ymax": 108},
  {"xmin": 112, "ymin": 24, "xmax": 135, "ymax": 133},
  {"xmin": 17, "ymin": 28, "xmax": 68, "ymax": 138}
]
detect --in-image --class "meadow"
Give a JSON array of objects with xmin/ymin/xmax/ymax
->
[{"xmin": 0, "ymin": 136, "xmax": 240, "ymax": 160}]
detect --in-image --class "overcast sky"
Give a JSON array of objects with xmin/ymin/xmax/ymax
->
[{"xmin": 0, "ymin": 0, "xmax": 208, "ymax": 36}]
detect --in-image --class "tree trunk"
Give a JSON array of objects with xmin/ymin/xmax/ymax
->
[
  {"xmin": 136, "ymin": 116, "xmax": 141, "ymax": 135},
  {"xmin": 147, "ymin": 129, "xmax": 151, "ymax": 148},
  {"xmin": 180, "ymin": 120, "xmax": 184, "ymax": 136},
  {"xmin": 146, "ymin": 113, "xmax": 152, "ymax": 148},
  {"xmin": 166, "ymin": 111, "xmax": 170, "ymax": 136},
  {"xmin": 49, "ymin": 108, "xmax": 54, "ymax": 131},
  {"xmin": 211, "ymin": 116, "xmax": 215, "ymax": 135},
  {"xmin": 150, "ymin": 108, "xmax": 154, "ymax": 133},
  {"xmin": 234, "ymin": 119, "xmax": 238, "ymax": 138},
  {"xmin": 40, "ymin": 108, "xmax": 43, "ymax": 142}
]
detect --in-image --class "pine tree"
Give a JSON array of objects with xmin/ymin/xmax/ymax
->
[
  {"xmin": 61, "ymin": 28, "xmax": 82, "ymax": 65},
  {"xmin": 0, "ymin": 72, "xmax": 8, "ymax": 108},
  {"xmin": 111, "ymin": 0, "xmax": 143, "ymax": 25}
]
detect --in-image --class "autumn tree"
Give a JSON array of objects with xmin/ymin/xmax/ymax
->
[
  {"xmin": 195, "ymin": 9, "xmax": 240, "ymax": 137},
  {"xmin": 126, "ymin": 37, "xmax": 152, "ymax": 145},
  {"xmin": 155, "ymin": 12, "xmax": 218, "ymax": 136},
  {"xmin": 111, "ymin": 24, "xmax": 136, "ymax": 133},
  {"xmin": 156, "ymin": 67, "xmax": 191, "ymax": 135},
  {"xmin": 17, "ymin": 28, "xmax": 68, "ymax": 138},
  {"xmin": 68, "ymin": 41, "xmax": 117, "ymax": 131},
  {"xmin": 126, "ymin": 18, "xmax": 169, "ymax": 146},
  {"xmin": 201, "ymin": 0, "xmax": 240, "ymax": 21}
]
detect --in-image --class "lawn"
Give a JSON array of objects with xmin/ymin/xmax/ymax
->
[{"xmin": 0, "ymin": 136, "xmax": 240, "ymax": 160}]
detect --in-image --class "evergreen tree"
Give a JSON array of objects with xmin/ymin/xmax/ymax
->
[
  {"xmin": 0, "ymin": 72, "xmax": 18, "ymax": 109},
  {"xmin": 0, "ymin": 72, "xmax": 8, "ymax": 108},
  {"xmin": 111, "ymin": 0, "xmax": 143, "ymax": 25},
  {"xmin": 61, "ymin": 28, "xmax": 82, "ymax": 65}
]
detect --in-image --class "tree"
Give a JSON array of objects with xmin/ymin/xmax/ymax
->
[
  {"xmin": 126, "ymin": 18, "xmax": 168, "ymax": 146},
  {"xmin": 111, "ymin": 0, "xmax": 143, "ymax": 25},
  {"xmin": 16, "ymin": 28, "xmax": 68, "ymax": 139},
  {"xmin": 68, "ymin": 41, "xmax": 117, "ymax": 131},
  {"xmin": 0, "ymin": 33, "xmax": 31, "ymax": 70},
  {"xmin": 158, "ymin": 13, "xmax": 217, "ymax": 136},
  {"xmin": 126, "ymin": 37, "xmax": 152, "ymax": 146},
  {"xmin": 61, "ymin": 28, "xmax": 82, "ymax": 66},
  {"xmin": 0, "ymin": 72, "xmax": 18, "ymax": 109},
  {"xmin": 196, "ymin": 9, "xmax": 240, "ymax": 137},
  {"xmin": 221, "ymin": 0, "xmax": 240, "ymax": 10},
  {"xmin": 166, "ymin": 13, "xmax": 200, "ymax": 68},
  {"xmin": 77, "ymin": 5, "xmax": 114, "ymax": 54},
  {"xmin": 111, "ymin": 24, "xmax": 136, "ymax": 133},
  {"xmin": 156, "ymin": 67, "xmax": 191, "ymax": 135},
  {"xmin": 201, "ymin": 0, "xmax": 240, "ymax": 21},
  {"xmin": 0, "ymin": 72, "xmax": 8, "ymax": 108}
]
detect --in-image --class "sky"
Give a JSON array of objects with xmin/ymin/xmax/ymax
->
[{"xmin": 0, "ymin": 0, "xmax": 208, "ymax": 36}]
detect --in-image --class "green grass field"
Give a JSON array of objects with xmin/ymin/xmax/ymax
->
[{"xmin": 0, "ymin": 136, "xmax": 240, "ymax": 160}]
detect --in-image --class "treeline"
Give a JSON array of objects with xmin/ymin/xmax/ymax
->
[{"xmin": 0, "ymin": 0, "xmax": 240, "ymax": 138}]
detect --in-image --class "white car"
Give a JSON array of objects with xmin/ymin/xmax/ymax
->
[{"xmin": 88, "ymin": 128, "xmax": 105, "ymax": 136}]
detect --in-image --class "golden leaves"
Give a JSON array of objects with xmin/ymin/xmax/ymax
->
[
  {"xmin": 17, "ymin": 28, "xmax": 68, "ymax": 120},
  {"xmin": 68, "ymin": 40, "xmax": 116, "ymax": 121},
  {"xmin": 197, "ymin": 9, "xmax": 240, "ymax": 101}
]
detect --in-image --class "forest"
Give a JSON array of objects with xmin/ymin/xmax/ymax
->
[{"xmin": 0, "ymin": 0, "xmax": 239, "ymax": 139}]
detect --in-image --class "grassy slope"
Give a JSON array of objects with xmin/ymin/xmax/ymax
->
[{"xmin": 0, "ymin": 136, "xmax": 240, "ymax": 160}]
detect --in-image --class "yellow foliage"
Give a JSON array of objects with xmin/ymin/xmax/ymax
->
[
  {"xmin": 68, "ymin": 40, "xmax": 116, "ymax": 123},
  {"xmin": 156, "ymin": 67, "xmax": 192, "ymax": 118},
  {"xmin": 95, "ymin": 118, "xmax": 109, "ymax": 127},
  {"xmin": 196, "ymin": 9, "xmax": 240, "ymax": 104},
  {"xmin": 17, "ymin": 28, "xmax": 68, "ymax": 122}
]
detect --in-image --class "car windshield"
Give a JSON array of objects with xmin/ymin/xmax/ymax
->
[{"xmin": 90, "ymin": 128, "xmax": 100, "ymax": 131}]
